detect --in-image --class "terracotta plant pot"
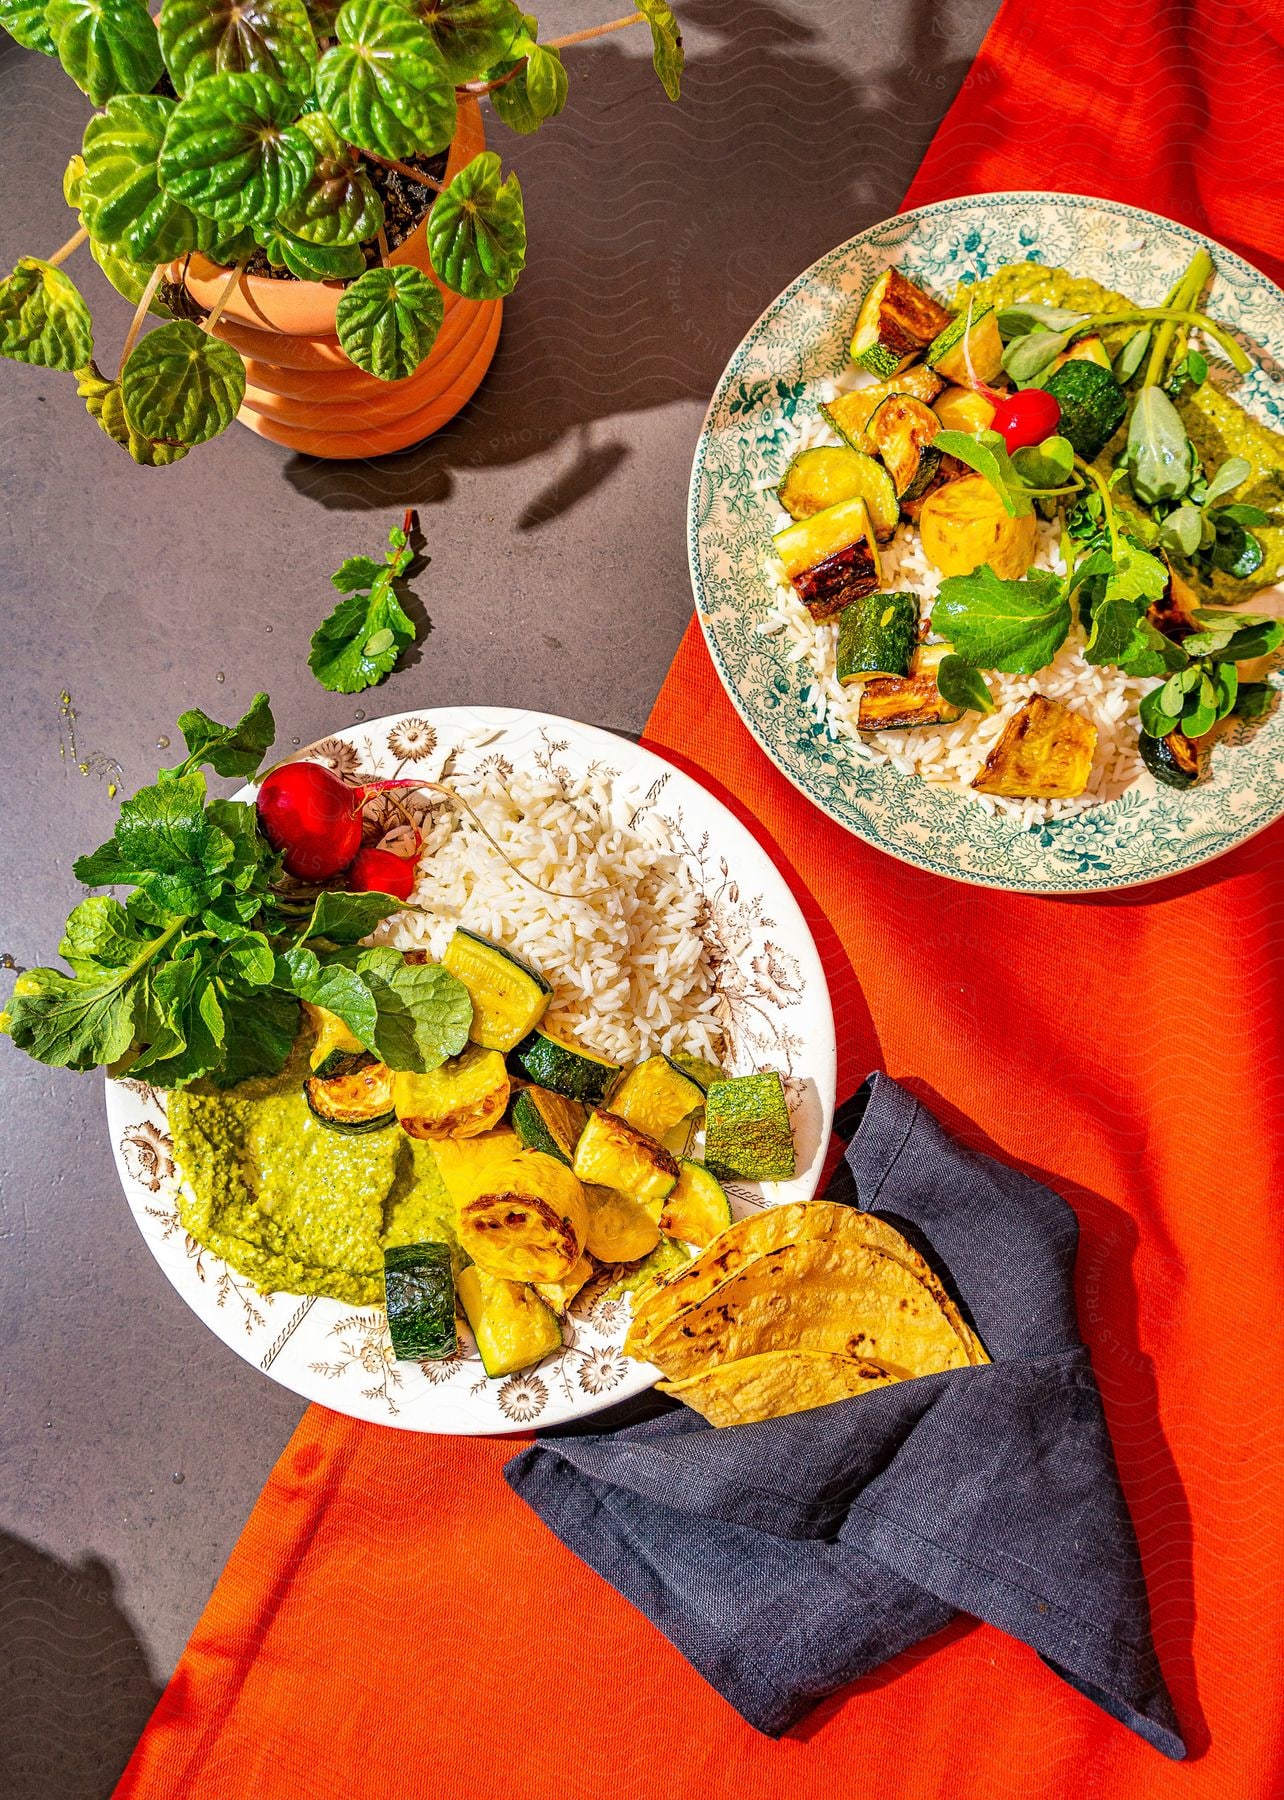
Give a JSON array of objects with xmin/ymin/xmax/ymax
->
[{"xmin": 168, "ymin": 98, "xmax": 500, "ymax": 459}]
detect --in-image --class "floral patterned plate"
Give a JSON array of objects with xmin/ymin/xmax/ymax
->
[
  {"xmin": 105, "ymin": 707, "xmax": 836, "ymax": 1433},
  {"xmin": 688, "ymin": 192, "xmax": 1284, "ymax": 893}
]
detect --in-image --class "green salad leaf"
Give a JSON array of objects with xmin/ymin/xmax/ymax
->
[
  {"xmin": 335, "ymin": 264, "xmax": 443, "ymax": 382},
  {"xmin": 297, "ymin": 888, "xmax": 406, "ymax": 945},
  {"xmin": 0, "ymin": 257, "xmax": 93, "ymax": 371},
  {"xmin": 157, "ymin": 0, "xmax": 318, "ymax": 100},
  {"xmin": 930, "ymin": 429, "xmax": 1033, "ymax": 518},
  {"xmin": 427, "ymin": 151, "xmax": 526, "ymax": 300},
  {"xmin": 176, "ymin": 691, "xmax": 275, "ymax": 777},
  {"xmin": 47, "ymin": 0, "xmax": 163, "ymax": 105},
  {"xmin": 315, "ymin": 0, "xmax": 456, "ymax": 160},
  {"xmin": 354, "ymin": 947, "xmax": 472, "ymax": 1073},
  {"xmin": 309, "ymin": 514, "xmax": 421, "ymax": 693},
  {"xmin": 930, "ymin": 566, "xmax": 1070, "ymax": 674},
  {"xmin": 935, "ymin": 655, "xmax": 995, "ymax": 715}
]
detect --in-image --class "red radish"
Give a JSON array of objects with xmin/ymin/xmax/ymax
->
[
  {"xmin": 257, "ymin": 761, "xmax": 364, "ymax": 879},
  {"xmin": 348, "ymin": 845, "xmax": 417, "ymax": 900},
  {"xmin": 989, "ymin": 388, "xmax": 1062, "ymax": 454}
]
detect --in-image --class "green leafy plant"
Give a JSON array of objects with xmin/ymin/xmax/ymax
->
[
  {"xmin": 310, "ymin": 509, "xmax": 422, "ymax": 692},
  {"xmin": 1, "ymin": 0, "xmax": 686, "ymax": 463},
  {"xmin": 0, "ymin": 693, "xmax": 473, "ymax": 1085}
]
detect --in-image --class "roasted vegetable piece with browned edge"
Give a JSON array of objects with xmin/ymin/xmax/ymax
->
[
  {"xmin": 776, "ymin": 446, "xmax": 900, "ymax": 539},
  {"xmin": 393, "ymin": 1044, "xmax": 510, "ymax": 1139},
  {"xmin": 584, "ymin": 1186, "xmax": 662, "ymax": 1261},
  {"xmin": 1140, "ymin": 728, "xmax": 1203, "ymax": 789},
  {"xmin": 457, "ymin": 1264, "xmax": 563, "ymax": 1379},
  {"xmin": 608, "ymin": 1055, "xmax": 704, "ymax": 1139},
  {"xmin": 868, "ymin": 393, "xmax": 942, "ymax": 501},
  {"xmin": 572, "ymin": 1110, "xmax": 679, "ymax": 1203},
  {"xmin": 441, "ymin": 929, "xmax": 550, "ymax": 1053},
  {"xmin": 836, "ymin": 592, "xmax": 920, "ymax": 684},
  {"xmin": 510, "ymin": 1085, "xmax": 587, "ymax": 1165},
  {"xmin": 820, "ymin": 366, "xmax": 946, "ymax": 454},
  {"xmin": 304, "ymin": 1053, "xmax": 397, "ymax": 1134},
  {"xmin": 773, "ymin": 496, "xmax": 882, "ymax": 622},
  {"xmin": 458, "ymin": 1148, "xmax": 589, "ymax": 1283},
  {"xmin": 971, "ymin": 695, "xmax": 1098, "ymax": 798},
  {"xmin": 925, "ymin": 304, "xmax": 1004, "ymax": 387},
  {"xmin": 850, "ymin": 268, "xmax": 954, "ymax": 378},
  {"xmin": 857, "ymin": 644, "xmax": 966, "ymax": 730}
]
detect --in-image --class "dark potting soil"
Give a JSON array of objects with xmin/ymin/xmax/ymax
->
[{"xmin": 239, "ymin": 149, "xmax": 451, "ymax": 281}]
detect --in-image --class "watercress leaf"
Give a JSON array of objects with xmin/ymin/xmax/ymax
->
[
  {"xmin": 217, "ymin": 929, "xmax": 276, "ymax": 985},
  {"xmin": 301, "ymin": 888, "xmax": 402, "ymax": 944},
  {"xmin": 309, "ymin": 586, "xmax": 417, "ymax": 691},
  {"xmin": 277, "ymin": 113, "xmax": 384, "ymax": 248},
  {"xmin": 1212, "ymin": 660, "xmax": 1239, "ymax": 721},
  {"xmin": 331, "ymin": 554, "xmax": 385, "ymax": 594},
  {"xmin": 1103, "ymin": 537, "xmax": 1169, "ymax": 607},
  {"xmin": 257, "ymin": 225, "xmax": 366, "ymax": 281},
  {"xmin": 1126, "ymin": 384, "xmax": 1193, "ymax": 505},
  {"xmin": 121, "ymin": 320, "xmax": 246, "ymax": 449},
  {"xmin": 47, "ymin": 0, "xmax": 162, "ymax": 105},
  {"xmin": 1011, "ymin": 433, "xmax": 1074, "ymax": 489},
  {"xmin": 209, "ymin": 980, "xmax": 299, "ymax": 1086},
  {"xmin": 177, "ymin": 692, "xmax": 275, "ymax": 777},
  {"xmin": 2, "ymin": 964, "xmax": 142, "ymax": 1070},
  {"xmin": 315, "ymin": 0, "xmax": 456, "ymax": 159},
  {"xmin": 0, "ymin": 257, "xmax": 93, "ymax": 371},
  {"xmin": 935, "ymin": 655, "xmax": 995, "ymax": 715},
  {"xmin": 1210, "ymin": 519, "xmax": 1266, "ymax": 580},
  {"xmin": 427, "ymin": 151, "xmax": 526, "ymax": 300},
  {"xmin": 1086, "ymin": 604, "xmax": 1186, "ymax": 677},
  {"xmin": 335, "ymin": 264, "xmax": 444, "ymax": 382},
  {"xmin": 1159, "ymin": 502, "xmax": 1203, "ymax": 558},
  {"xmin": 422, "ymin": 0, "xmax": 523, "ymax": 84},
  {"xmin": 995, "ymin": 302, "xmax": 1087, "ymax": 338},
  {"xmin": 1218, "ymin": 621, "xmax": 1283, "ymax": 661},
  {"xmin": 1001, "ymin": 326, "xmax": 1075, "ymax": 385},
  {"xmin": 78, "ymin": 771, "xmax": 236, "ymax": 914},
  {"xmin": 1201, "ymin": 454, "xmax": 1252, "ymax": 508},
  {"xmin": 930, "ymin": 566, "xmax": 1070, "ymax": 674},
  {"xmin": 127, "ymin": 954, "xmax": 228, "ymax": 1085},
  {"xmin": 1216, "ymin": 502, "xmax": 1271, "ymax": 528},
  {"xmin": 157, "ymin": 0, "xmax": 317, "ymax": 101},
  {"xmin": 355, "ymin": 947, "xmax": 472, "ymax": 1072},
  {"xmin": 636, "ymin": 0, "xmax": 684, "ymax": 100},
  {"xmin": 206, "ymin": 796, "xmax": 279, "ymax": 892},
  {"xmin": 1, "ymin": 0, "xmax": 55, "ymax": 54},
  {"xmin": 930, "ymin": 428, "xmax": 1031, "ymax": 518},
  {"xmin": 1233, "ymin": 681, "xmax": 1276, "ymax": 722},
  {"xmin": 1115, "ymin": 326, "xmax": 1151, "ymax": 382},
  {"xmin": 1065, "ymin": 543, "xmax": 1113, "ymax": 600},
  {"xmin": 159, "ymin": 72, "xmax": 316, "ymax": 226},
  {"xmin": 274, "ymin": 944, "xmax": 380, "ymax": 1046},
  {"xmin": 1138, "ymin": 686, "xmax": 1182, "ymax": 739}
]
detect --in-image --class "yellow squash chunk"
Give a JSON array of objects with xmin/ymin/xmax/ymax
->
[
  {"xmin": 534, "ymin": 1253, "xmax": 595, "ymax": 1317},
  {"xmin": 457, "ymin": 1264, "xmax": 562, "ymax": 1379},
  {"xmin": 429, "ymin": 1127, "xmax": 522, "ymax": 1211},
  {"xmin": 971, "ymin": 695, "xmax": 1097, "ymax": 798},
  {"xmin": 303, "ymin": 1003, "xmax": 364, "ymax": 1072},
  {"xmin": 459, "ymin": 1148, "xmax": 589, "ymax": 1283},
  {"xmin": 572, "ymin": 1110, "xmax": 679, "ymax": 1203},
  {"xmin": 584, "ymin": 1186, "xmax": 662, "ymax": 1262},
  {"xmin": 393, "ymin": 1044, "xmax": 509, "ymax": 1139},
  {"xmin": 850, "ymin": 267, "xmax": 954, "ymax": 378},
  {"xmin": 932, "ymin": 385, "xmax": 996, "ymax": 434},
  {"xmin": 608, "ymin": 1056, "xmax": 703, "ymax": 1139},
  {"xmin": 917, "ymin": 473, "xmax": 1039, "ymax": 580}
]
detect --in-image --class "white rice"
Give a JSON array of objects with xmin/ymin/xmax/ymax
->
[
  {"xmin": 758, "ymin": 389, "xmax": 1160, "ymax": 826},
  {"xmin": 373, "ymin": 762, "xmax": 724, "ymax": 1067}
]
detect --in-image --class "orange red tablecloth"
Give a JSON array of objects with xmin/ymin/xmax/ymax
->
[{"xmin": 117, "ymin": 2, "xmax": 1284, "ymax": 1794}]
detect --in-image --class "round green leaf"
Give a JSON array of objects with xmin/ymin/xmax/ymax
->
[
  {"xmin": 426, "ymin": 150, "xmax": 525, "ymax": 300},
  {"xmin": 491, "ymin": 38, "xmax": 567, "ymax": 135},
  {"xmin": 121, "ymin": 319, "xmax": 246, "ymax": 446},
  {"xmin": 636, "ymin": 0, "xmax": 683, "ymax": 101},
  {"xmin": 258, "ymin": 225, "xmax": 366, "ymax": 280},
  {"xmin": 0, "ymin": 257, "xmax": 93, "ymax": 370},
  {"xmin": 46, "ymin": 0, "xmax": 163, "ymax": 105},
  {"xmin": 1, "ymin": 0, "xmax": 56, "ymax": 53},
  {"xmin": 81, "ymin": 95, "xmax": 206, "ymax": 262},
  {"xmin": 92, "ymin": 237, "xmax": 174, "ymax": 312},
  {"xmin": 422, "ymin": 0, "xmax": 522, "ymax": 84},
  {"xmin": 77, "ymin": 361, "xmax": 190, "ymax": 465},
  {"xmin": 315, "ymin": 0, "xmax": 455, "ymax": 160},
  {"xmin": 277, "ymin": 113, "xmax": 384, "ymax": 247},
  {"xmin": 159, "ymin": 71, "xmax": 316, "ymax": 226},
  {"xmin": 157, "ymin": 0, "xmax": 317, "ymax": 100},
  {"xmin": 336, "ymin": 264, "xmax": 443, "ymax": 381}
]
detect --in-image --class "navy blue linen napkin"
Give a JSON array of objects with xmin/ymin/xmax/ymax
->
[{"xmin": 505, "ymin": 1072, "xmax": 1184, "ymax": 1756}]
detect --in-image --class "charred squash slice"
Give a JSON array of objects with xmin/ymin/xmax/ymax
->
[
  {"xmin": 393, "ymin": 1044, "xmax": 510, "ymax": 1139},
  {"xmin": 511, "ymin": 1085, "xmax": 587, "ymax": 1165},
  {"xmin": 868, "ymin": 393, "xmax": 942, "ymax": 501},
  {"xmin": 572, "ymin": 1110, "xmax": 679, "ymax": 1203},
  {"xmin": 584, "ymin": 1186, "xmax": 662, "ymax": 1262},
  {"xmin": 607, "ymin": 1055, "xmax": 704, "ymax": 1139},
  {"xmin": 660, "ymin": 1161, "xmax": 732, "ymax": 1248},
  {"xmin": 820, "ymin": 366, "xmax": 945, "ymax": 453},
  {"xmin": 305, "ymin": 1053, "xmax": 397, "ymax": 1134},
  {"xmin": 459, "ymin": 1148, "xmax": 589, "ymax": 1283},
  {"xmin": 850, "ymin": 268, "xmax": 953, "ymax": 378},
  {"xmin": 777, "ymin": 445, "xmax": 899, "ymax": 538},
  {"xmin": 857, "ymin": 644, "xmax": 965, "ymax": 731},
  {"xmin": 509, "ymin": 1029, "xmax": 621, "ymax": 1106},
  {"xmin": 773, "ymin": 496, "xmax": 883, "ymax": 622},
  {"xmin": 1140, "ymin": 728, "xmax": 1202, "ymax": 789},
  {"xmin": 971, "ymin": 695, "xmax": 1097, "ymax": 798},
  {"xmin": 925, "ymin": 304, "xmax": 1003, "ymax": 387}
]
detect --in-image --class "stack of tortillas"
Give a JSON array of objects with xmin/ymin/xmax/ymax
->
[{"xmin": 624, "ymin": 1201, "xmax": 988, "ymax": 1427}]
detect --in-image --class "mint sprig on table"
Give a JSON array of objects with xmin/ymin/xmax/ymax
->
[
  {"xmin": 1, "ymin": 694, "xmax": 469, "ymax": 1087},
  {"xmin": 309, "ymin": 510, "xmax": 423, "ymax": 694}
]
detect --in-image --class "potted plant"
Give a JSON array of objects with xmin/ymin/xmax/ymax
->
[{"xmin": 0, "ymin": 0, "xmax": 683, "ymax": 461}]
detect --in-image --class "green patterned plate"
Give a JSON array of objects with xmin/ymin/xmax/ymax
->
[{"xmin": 687, "ymin": 193, "xmax": 1284, "ymax": 893}]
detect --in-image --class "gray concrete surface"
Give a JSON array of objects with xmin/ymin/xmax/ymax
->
[{"xmin": 0, "ymin": 2, "xmax": 999, "ymax": 1792}]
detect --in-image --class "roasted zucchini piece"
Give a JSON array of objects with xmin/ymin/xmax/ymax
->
[
  {"xmin": 926, "ymin": 303, "xmax": 1003, "ymax": 386},
  {"xmin": 304, "ymin": 1003, "xmax": 366, "ymax": 1076},
  {"xmin": 857, "ymin": 643, "xmax": 966, "ymax": 730},
  {"xmin": 429, "ymin": 1127, "xmax": 521, "ymax": 1211},
  {"xmin": 868, "ymin": 393, "xmax": 942, "ymax": 501},
  {"xmin": 509, "ymin": 1028, "xmax": 621, "ymax": 1105},
  {"xmin": 972, "ymin": 695, "xmax": 1097, "ymax": 798},
  {"xmin": 821, "ymin": 368, "xmax": 945, "ymax": 453},
  {"xmin": 459, "ymin": 1148, "xmax": 589, "ymax": 1282},
  {"xmin": 660, "ymin": 1161, "xmax": 732, "ymax": 1248},
  {"xmin": 608, "ymin": 1055, "xmax": 704, "ymax": 1139},
  {"xmin": 456, "ymin": 1263, "xmax": 562, "ymax": 1378},
  {"xmin": 1140, "ymin": 728, "xmax": 1203, "ymax": 789},
  {"xmin": 836, "ymin": 591, "xmax": 920, "ymax": 684},
  {"xmin": 441, "ymin": 928, "xmax": 550, "ymax": 1053},
  {"xmin": 666, "ymin": 1052, "xmax": 725, "ymax": 1092},
  {"xmin": 932, "ymin": 385, "xmax": 996, "ymax": 434},
  {"xmin": 510, "ymin": 1085, "xmax": 586, "ymax": 1165},
  {"xmin": 917, "ymin": 473, "xmax": 1039, "ymax": 579},
  {"xmin": 384, "ymin": 1242, "xmax": 456, "ymax": 1361},
  {"xmin": 584, "ymin": 1185, "xmax": 662, "ymax": 1262},
  {"xmin": 393, "ymin": 1044, "xmax": 510, "ymax": 1139},
  {"xmin": 304, "ymin": 1053, "xmax": 397, "ymax": 1134},
  {"xmin": 572, "ymin": 1110, "xmax": 679, "ymax": 1203},
  {"xmin": 777, "ymin": 445, "xmax": 899, "ymax": 538},
  {"xmin": 850, "ymin": 268, "xmax": 953, "ymax": 378},
  {"xmin": 774, "ymin": 497, "xmax": 882, "ymax": 623},
  {"xmin": 534, "ymin": 1253, "xmax": 595, "ymax": 1317},
  {"xmin": 704, "ymin": 1072, "xmax": 796, "ymax": 1182},
  {"xmin": 1043, "ymin": 360, "xmax": 1127, "ymax": 461}
]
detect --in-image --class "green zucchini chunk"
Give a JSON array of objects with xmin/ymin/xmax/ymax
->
[
  {"xmin": 384, "ymin": 1242, "xmax": 457, "ymax": 1361},
  {"xmin": 703, "ymin": 1072, "xmax": 796, "ymax": 1182},
  {"xmin": 511, "ymin": 1085, "xmax": 587, "ymax": 1165},
  {"xmin": 304, "ymin": 1053, "xmax": 397, "ymax": 1134},
  {"xmin": 608, "ymin": 1055, "xmax": 704, "ymax": 1139},
  {"xmin": 774, "ymin": 497, "xmax": 882, "ymax": 622},
  {"xmin": 572, "ymin": 1110, "xmax": 679, "ymax": 1203},
  {"xmin": 857, "ymin": 643, "xmax": 966, "ymax": 730},
  {"xmin": 925, "ymin": 303, "xmax": 1003, "ymax": 386},
  {"xmin": 850, "ymin": 268, "xmax": 953, "ymax": 379},
  {"xmin": 442, "ymin": 928, "xmax": 551, "ymax": 1053},
  {"xmin": 457, "ymin": 1263, "xmax": 562, "ymax": 1378},
  {"xmin": 1140, "ymin": 728, "xmax": 1203, "ymax": 789},
  {"xmin": 666, "ymin": 1052, "xmax": 725, "ymax": 1092},
  {"xmin": 868, "ymin": 393, "xmax": 942, "ymax": 501},
  {"xmin": 660, "ymin": 1161, "xmax": 732, "ymax": 1248},
  {"xmin": 777, "ymin": 446, "xmax": 899, "ymax": 538},
  {"xmin": 1043, "ymin": 360, "xmax": 1127, "ymax": 461},
  {"xmin": 509, "ymin": 1029, "xmax": 621, "ymax": 1105},
  {"xmin": 836, "ymin": 592, "xmax": 920, "ymax": 684}
]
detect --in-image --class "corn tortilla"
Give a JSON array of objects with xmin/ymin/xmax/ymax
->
[{"xmin": 658, "ymin": 1349, "xmax": 896, "ymax": 1427}]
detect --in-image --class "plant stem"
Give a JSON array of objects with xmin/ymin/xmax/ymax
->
[
  {"xmin": 459, "ymin": 64, "xmax": 525, "ymax": 96},
  {"xmin": 1068, "ymin": 306, "xmax": 1249, "ymax": 375},
  {"xmin": 1144, "ymin": 249, "xmax": 1213, "ymax": 389},
  {"xmin": 545, "ymin": 11, "xmax": 643, "ymax": 49},
  {"xmin": 377, "ymin": 224, "xmax": 391, "ymax": 265},
  {"xmin": 202, "ymin": 260, "xmax": 246, "ymax": 336},
  {"xmin": 360, "ymin": 149, "xmax": 444, "ymax": 193},
  {"xmin": 1075, "ymin": 456, "xmax": 1121, "ymax": 560},
  {"xmin": 47, "ymin": 225, "xmax": 88, "ymax": 268},
  {"xmin": 118, "ymin": 266, "xmax": 165, "ymax": 375}
]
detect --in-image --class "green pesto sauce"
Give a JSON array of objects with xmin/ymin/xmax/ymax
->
[
  {"xmin": 960, "ymin": 262, "xmax": 1284, "ymax": 599},
  {"xmin": 168, "ymin": 1053, "xmax": 457, "ymax": 1307}
]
